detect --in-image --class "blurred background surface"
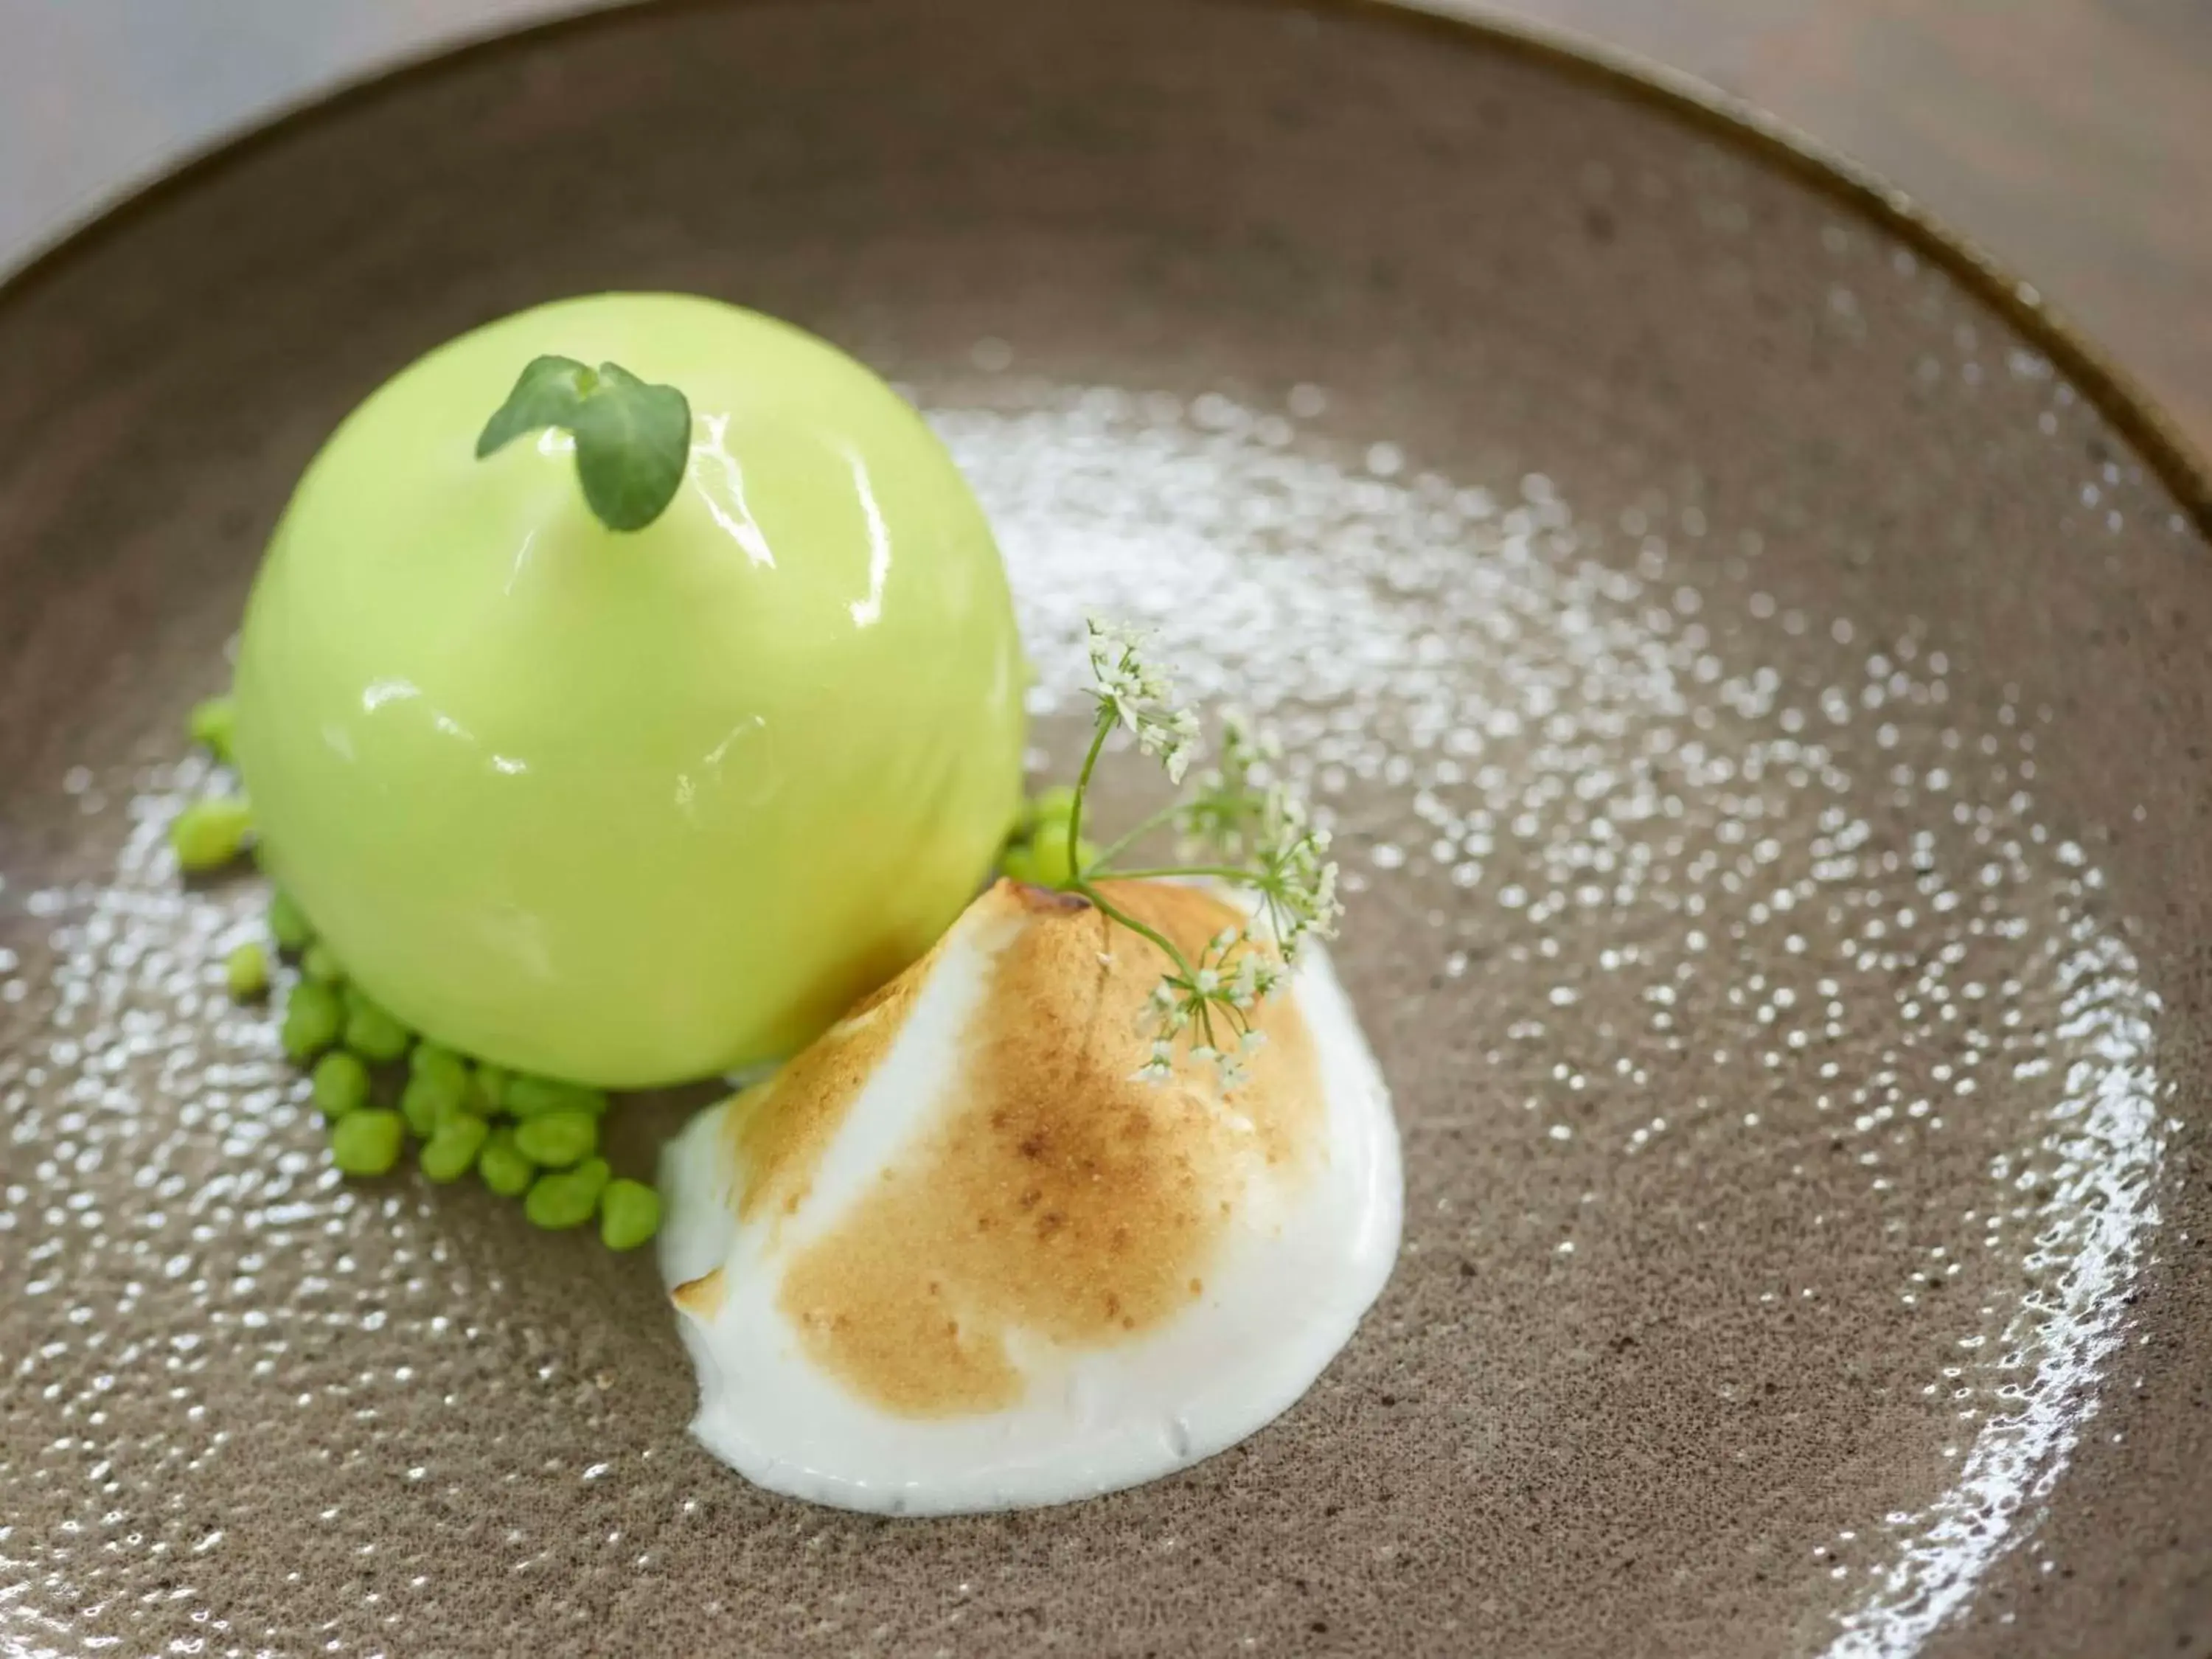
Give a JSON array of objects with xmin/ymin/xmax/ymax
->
[{"xmin": 1, "ymin": 0, "xmax": 2206, "ymax": 451}]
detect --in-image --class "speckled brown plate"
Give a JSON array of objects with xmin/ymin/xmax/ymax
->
[{"xmin": 4, "ymin": 2, "xmax": 2211, "ymax": 1655}]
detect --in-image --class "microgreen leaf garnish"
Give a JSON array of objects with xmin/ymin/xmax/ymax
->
[
  {"xmin": 1036, "ymin": 618, "xmax": 1343, "ymax": 1092},
  {"xmin": 476, "ymin": 355, "xmax": 692, "ymax": 532}
]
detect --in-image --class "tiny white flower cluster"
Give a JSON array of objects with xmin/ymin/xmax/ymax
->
[
  {"xmin": 1087, "ymin": 619, "xmax": 1201, "ymax": 785},
  {"xmin": 1183, "ymin": 709, "xmax": 1342, "ymax": 965},
  {"xmin": 1248, "ymin": 792, "xmax": 1340, "ymax": 966},
  {"xmin": 1133, "ymin": 925, "xmax": 1285, "ymax": 1091},
  {"xmin": 1178, "ymin": 710, "xmax": 1270, "ymax": 864},
  {"xmin": 1064, "ymin": 617, "xmax": 1346, "ymax": 1094}
]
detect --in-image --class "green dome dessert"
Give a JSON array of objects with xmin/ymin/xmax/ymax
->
[{"xmin": 233, "ymin": 293, "xmax": 1026, "ymax": 1087}]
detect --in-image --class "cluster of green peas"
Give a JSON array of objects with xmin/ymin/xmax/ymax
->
[
  {"xmin": 995, "ymin": 785, "xmax": 1096, "ymax": 888},
  {"xmin": 173, "ymin": 697, "xmax": 661, "ymax": 1252}
]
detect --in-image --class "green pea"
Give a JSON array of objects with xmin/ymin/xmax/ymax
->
[
  {"xmin": 187, "ymin": 696, "xmax": 237, "ymax": 764},
  {"xmin": 398, "ymin": 1068, "xmax": 466, "ymax": 1139},
  {"xmin": 1021, "ymin": 830, "xmax": 1095, "ymax": 889},
  {"xmin": 478, "ymin": 1128, "xmax": 535, "ymax": 1198},
  {"xmin": 411, "ymin": 1043, "xmax": 467, "ymax": 1089},
  {"xmin": 343, "ymin": 995, "xmax": 411, "ymax": 1063},
  {"xmin": 280, "ymin": 978, "xmax": 345, "ymax": 1061},
  {"xmin": 223, "ymin": 942, "xmax": 269, "ymax": 1001},
  {"xmin": 999, "ymin": 842, "xmax": 1039, "ymax": 884},
  {"xmin": 473, "ymin": 1063, "xmax": 512, "ymax": 1111},
  {"xmin": 420, "ymin": 1113, "xmax": 490, "ymax": 1184},
  {"xmin": 1028, "ymin": 784, "xmax": 1079, "ymax": 829},
  {"xmin": 514, "ymin": 1110, "xmax": 597, "ymax": 1169},
  {"xmin": 329, "ymin": 1107, "xmax": 406, "ymax": 1177},
  {"xmin": 437, "ymin": 1093, "xmax": 486, "ymax": 1133},
  {"xmin": 300, "ymin": 942, "xmax": 345, "ymax": 984},
  {"xmin": 397, "ymin": 1079, "xmax": 435, "ymax": 1141},
  {"xmin": 170, "ymin": 796, "xmax": 254, "ymax": 872},
  {"xmin": 524, "ymin": 1157, "xmax": 610, "ymax": 1230},
  {"xmin": 598, "ymin": 1179, "xmax": 661, "ymax": 1251},
  {"xmin": 311, "ymin": 1049, "xmax": 372, "ymax": 1118},
  {"xmin": 505, "ymin": 1076, "xmax": 608, "ymax": 1121},
  {"xmin": 266, "ymin": 888, "xmax": 315, "ymax": 953}
]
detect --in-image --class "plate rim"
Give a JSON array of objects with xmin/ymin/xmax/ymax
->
[{"xmin": 2, "ymin": 0, "xmax": 2205, "ymax": 535}]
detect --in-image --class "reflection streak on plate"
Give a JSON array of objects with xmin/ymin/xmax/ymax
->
[{"xmin": 939, "ymin": 387, "xmax": 2169, "ymax": 1652}]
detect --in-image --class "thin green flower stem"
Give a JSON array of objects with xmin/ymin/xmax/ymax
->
[
  {"xmin": 1064, "ymin": 708, "xmax": 1116, "ymax": 880},
  {"xmin": 1073, "ymin": 880, "xmax": 1196, "ymax": 983},
  {"xmin": 1071, "ymin": 877, "xmax": 1222, "ymax": 1051},
  {"xmin": 1065, "ymin": 709, "xmax": 1221, "ymax": 1046},
  {"xmin": 1085, "ymin": 800, "xmax": 1188, "ymax": 873},
  {"xmin": 1094, "ymin": 864, "xmax": 1259, "ymax": 886}
]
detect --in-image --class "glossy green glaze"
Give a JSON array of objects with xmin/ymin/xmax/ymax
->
[{"xmin": 234, "ymin": 293, "xmax": 1026, "ymax": 1086}]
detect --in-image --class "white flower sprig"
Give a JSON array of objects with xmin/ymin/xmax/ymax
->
[
  {"xmin": 1040, "ymin": 619, "xmax": 1344, "ymax": 1093},
  {"xmin": 1086, "ymin": 621, "xmax": 1200, "ymax": 785}
]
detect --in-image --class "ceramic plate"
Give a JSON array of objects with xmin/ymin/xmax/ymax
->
[{"xmin": 3, "ymin": 1, "xmax": 2208, "ymax": 1654}]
